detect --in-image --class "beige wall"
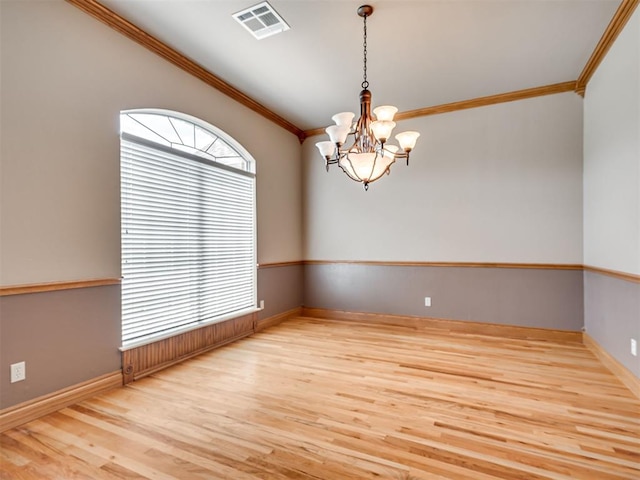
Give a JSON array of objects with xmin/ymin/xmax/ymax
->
[
  {"xmin": 303, "ymin": 92, "xmax": 584, "ymax": 264},
  {"xmin": 0, "ymin": 0, "xmax": 302, "ymax": 287},
  {"xmin": 0, "ymin": 0, "xmax": 303, "ymax": 408},
  {"xmin": 583, "ymin": 8, "xmax": 640, "ymax": 378},
  {"xmin": 583, "ymin": 7, "xmax": 640, "ymax": 277}
]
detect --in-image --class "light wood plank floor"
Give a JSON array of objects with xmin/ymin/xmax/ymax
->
[{"xmin": 1, "ymin": 317, "xmax": 639, "ymax": 479}]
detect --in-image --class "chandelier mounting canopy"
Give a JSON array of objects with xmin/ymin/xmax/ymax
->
[{"xmin": 357, "ymin": 5, "xmax": 373, "ymax": 17}]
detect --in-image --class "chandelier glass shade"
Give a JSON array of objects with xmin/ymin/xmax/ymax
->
[{"xmin": 315, "ymin": 5, "xmax": 420, "ymax": 190}]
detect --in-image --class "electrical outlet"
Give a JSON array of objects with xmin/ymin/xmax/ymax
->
[
  {"xmin": 424, "ymin": 297, "xmax": 431, "ymax": 307},
  {"xmin": 631, "ymin": 339, "xmax": 637, "ymax": 357},
  {"xmin": 259, "ymin": 300, "xmax": 265, "ymax": 309},
  {"xmin": 10, "ymin": 361, "xmax": 26, "ymax": 383}
]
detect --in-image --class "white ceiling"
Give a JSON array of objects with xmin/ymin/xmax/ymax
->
[{"xmin": 99, "ymin": 0, "xmax": 620, "ymax": 131}]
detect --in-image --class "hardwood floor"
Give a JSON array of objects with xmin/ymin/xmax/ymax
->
[{"xmin": 1, "ymin": 316, "xmax": 639, "ymax": 479}]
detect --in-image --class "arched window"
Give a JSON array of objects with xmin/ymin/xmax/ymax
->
[{"xmin": 120, "ymin": 109, "xmax": 256, "ymax": 346}]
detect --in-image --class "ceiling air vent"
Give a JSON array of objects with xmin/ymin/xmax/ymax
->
[{"xmin": 233, "ymin": 2, "xmax": 290, "ymax": 40}]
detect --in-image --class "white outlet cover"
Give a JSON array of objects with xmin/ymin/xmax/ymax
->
[
  {"xmin": 10, "ymin": 361, "xmax": 26, "ymax": 383},
  {"xmin": 424, "ymin": 297, "xmax": 431, "ymax": 307},
  {"xmin": 631, "ymin": 339, "xmax": 637, "ymax": 357}
]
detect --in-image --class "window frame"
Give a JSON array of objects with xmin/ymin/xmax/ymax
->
[{"xmin": 119, "ymin": 109, "xmax": 258, "ymax": 350}]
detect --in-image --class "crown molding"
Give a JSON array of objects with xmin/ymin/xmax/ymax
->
[
  {"xmin": 394, "ymin": 82, "xmax": 577, "ymax": 121},
  {"xmin": 67, "ymin": 0, "xmax": 635, "ymax": 140},
  {"xmin": 65, "ymin": 0, "xmax": 306, "ymax": 142},
  {"xmin": 303, "ymin": 81, "xmax": 577, "ymax": 138},
  {"xmin": 576, "ymin": 0, "xmax": 639, "ymax": 96}
]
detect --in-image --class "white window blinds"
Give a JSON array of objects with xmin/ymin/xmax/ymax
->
[{"xmin": 120, "ymin": 133, "xmax": 256, "ymax": 346}]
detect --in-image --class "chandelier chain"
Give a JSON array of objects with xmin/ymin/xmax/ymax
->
[{"xmin": 362, "ymin": 13, "xmax": 369, "ymax": 90}]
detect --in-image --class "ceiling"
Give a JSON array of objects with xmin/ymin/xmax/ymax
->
[{"xmin": 98, "ymin": 0, "xmax": 621, "ymax": 132}]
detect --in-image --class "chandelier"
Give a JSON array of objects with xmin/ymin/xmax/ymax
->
[{"xmin": 315, "ymin": 5, "xmax": 420, "ymax": 190}]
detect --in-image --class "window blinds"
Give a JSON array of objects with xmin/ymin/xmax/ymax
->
[{"xmin": 120, "ymin": 134, "xmax": 256, "ymax": 346}]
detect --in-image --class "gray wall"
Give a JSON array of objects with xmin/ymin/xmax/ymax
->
[
  {"xmin": 0, "ymin": 285, "xmax": 121, "ymax": 408},
  {"xmin": 258, "ymin": 264, "xmax": 304, "ymax": 320},
  {"xmin": 305, "ymin": 264, "xmax": 584, "ymax": 331},
  {"xmin": 303, "ymin": 92, "xmax": 584, "ymax": 265},
  {"xmin": 584, "ymin": 272, "xmax": 640, "ymax": 377}
]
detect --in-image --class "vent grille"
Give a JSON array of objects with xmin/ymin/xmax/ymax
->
[{"xmin": 233, "ymin": 2, "xmax": 290, "ymax": 40}]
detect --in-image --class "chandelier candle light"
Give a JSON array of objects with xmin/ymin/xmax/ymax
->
[{"xmin": 315, "ymin": 4, "xmax": 420, "ymax": 190}]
